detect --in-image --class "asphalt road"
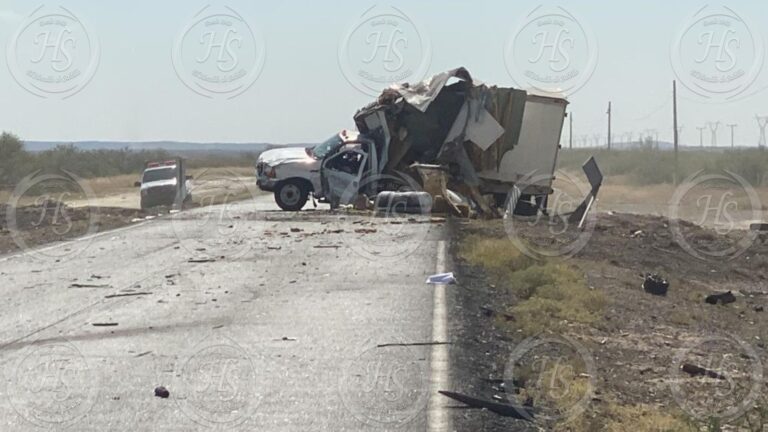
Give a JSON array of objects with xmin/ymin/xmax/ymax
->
[{"xmin": 0, "ymin": 194, "xmax": 451, "ymax": 431}]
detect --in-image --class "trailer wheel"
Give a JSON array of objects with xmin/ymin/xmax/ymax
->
[{"xmin": 275, "ymin": 179, "xmax": 309, "ymax": 211}]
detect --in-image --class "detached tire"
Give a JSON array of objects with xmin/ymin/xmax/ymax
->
[{"xmin": 275, "ymin": 179, "xmax": 309, "ymax": 211}]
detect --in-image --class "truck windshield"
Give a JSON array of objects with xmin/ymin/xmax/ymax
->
[
  {"xmin": 311, "ymin": 134, "xmax": 343, "ymax": 159},
  {"xmin": 143, "ymin": 167, "xmax": 177, "ymax": 183}
]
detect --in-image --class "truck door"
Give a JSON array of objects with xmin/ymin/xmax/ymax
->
[{"xmin": 321, "ymin": 144, "xmax": 369, "ymax": 208}]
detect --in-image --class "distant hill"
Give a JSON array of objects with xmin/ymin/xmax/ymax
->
[{"xmin": 24, "ymin": 141, "xmax": 310, "ymax": 153}]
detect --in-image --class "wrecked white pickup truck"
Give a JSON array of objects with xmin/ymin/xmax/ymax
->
[{"xmin": 257, "ymin": 67, "xmax": 580, "ymax": 217}]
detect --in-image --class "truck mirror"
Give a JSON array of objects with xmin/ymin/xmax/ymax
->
[{"xmin": 134, "ymin": 181, "xmax": 141, "ymax": 188}]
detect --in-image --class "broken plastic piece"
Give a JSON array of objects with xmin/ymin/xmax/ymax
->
[
  {"xmin": 439, "ymin": 391, "xmax": 534, "ymax": 420},
  {"xmin": 426, "ymin": 273, "xmax": 456, "ymax": 285}
]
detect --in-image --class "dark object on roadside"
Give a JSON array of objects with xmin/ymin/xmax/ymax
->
[
  {"xmin": 705, "ymin": 291, "xmax": 736, "ymax": 305},
  {"xmin": 439, "ymin": 391, "xmax": 534, "ymax": 420},
  {"xmin": 643, "ymin": 273, "xmax": 669, "ymax": 296},
  {"xmin": 681, "ymin": 363, "xmax": 726, "ymax": 380},
  {"xmin": 374, "ymin": 191, "xmax": 433, "ymax": 216},
  {"xmin": 755, "ymin": 306, "xmax": 764, "ymax": 312},
  {"xmin": 154, "ymin": 386, "xmax": 170, "ymax": 398},
  {"xmin": 91, "ymin": 322, "xmax": 119, "ymax": 327},
  {"xmin": 750, "ymin": 223, "xmax": 768, "ymax": 232}
]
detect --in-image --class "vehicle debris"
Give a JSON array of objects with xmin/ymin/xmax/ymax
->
[
  {"xmin": 188, "ymin": 258, "xmax": 219, "ymax": 263},
  {"xmin": 681, "ymin": 363, "xmax": 726, "ymax": 380},
  {"xmin": 70, "ymin": 283, "xmax": 111, "ymax": 289},
  {"xmin": 92, "ymin": 322, "xmax": 119, "ymax": 327},
  {"xmin": 154, "ymin": 386, "xmax": 170, "ymax": 398},
  {"xmin": 426, "ymin": 273, "xmax": 457, "ymax": 285},
  {"xmin": 104, "ymin": 292, "xmax": 153, "ymax": 299},
  {"xmin": 376, "ymin": 341, "xmax": 452, "ymax": 348},
  {"xmin": 705, "ymin": 291, "xmax": 737, "ymax": 305},
  {"xmin": 439, "ymin": 391, "xmax": 534, "ymax": 420},
  {"xmin": 642, "ymin": 273, "xmax": 669, "ymax": 296},
  {"xmin": 354, "ymin": 228, "xmax": 377, "ymax": 234}
]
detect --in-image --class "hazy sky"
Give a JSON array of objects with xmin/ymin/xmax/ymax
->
[{"xmin": 1, "ymin": 0, "xmax": 767, "ymax": 147}]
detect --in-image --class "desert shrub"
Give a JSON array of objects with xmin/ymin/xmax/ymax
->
[{"xmin": 558, "ymin": 148, "xmax": 768, "ymax": 186}]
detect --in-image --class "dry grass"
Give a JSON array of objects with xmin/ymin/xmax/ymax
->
[
  {"xmin": 559, "ymin": 403, "xmax": 695, "ymax": 432},
  {"xmin": 603, "ymin": 404, "xmax": 694, "ymax": 432},
  {"xmin": 459, "ymin": 235, "xmax": 606, "ymax": 336}
]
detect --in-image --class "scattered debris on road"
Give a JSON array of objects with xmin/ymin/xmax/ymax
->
[
  {"xmin": 104, "ymin": 292, "xmax": 153, "ymax": 299},
  {"xmin": 376, "ymin": 341, "xmax": 451, "ymax": 348},
  {"xmin": 426, "ymin": 272, "xmax": 457, "ymax": 285},
  {"xmin": 70, "ymin": 283, "xmax": 112, "ymax": 289},
  {"xmin": 188, "ymin": 258, "xmax": 219, "ymax": 263},
  {"xmin": 154, "ymin": 386, "xmax": 170, "ymax": 398}
]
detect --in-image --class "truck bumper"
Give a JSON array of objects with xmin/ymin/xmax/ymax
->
[{"xmin": 257, "ymin": 177, "xmax": 276, "ymax": 192}]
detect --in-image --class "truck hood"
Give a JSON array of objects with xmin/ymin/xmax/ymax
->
[
  {"xmin": 141, "ymin": 179, "xmax": 177, "ymax": 191},
  {"xmin": 258, "ymin": 147, "xmax": 314, "ymax": 166}
]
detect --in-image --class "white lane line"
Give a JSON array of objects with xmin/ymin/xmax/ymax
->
[{"xmin": 427, "ymin": 240, "xmax": 451, "ymax": 432}]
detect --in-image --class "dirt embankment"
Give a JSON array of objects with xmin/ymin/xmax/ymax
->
[
  {"xmin": 0, "ymin": 201, "xmax": 144, "ymax": 256},
  {"xmin": 449, "ymin": 212, "xmax": 768, "ymax": 431}
]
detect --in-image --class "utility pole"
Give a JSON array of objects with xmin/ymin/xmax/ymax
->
[
  {"xmin": 727, "ymin": 123, "xmax": 737, "ymax": 148},
  {"xmin": 708, "ymin": 121, "xmax": 720, "ymax": 147},
  {"xmin": 569, "ymin": 113, "xmax": 573, "ymax": 150},
  {"xmin": 697, "ymin": 126, "xmax": 706, "ymax": 148},
  {"xmin": 593, "ymin": 134, "xmax": 602, "ymax": 148},
  {"xmin": 757, "ymin": 115, "xmax": 768, "ymax": 149},
  {"xmin": 673, "ymin": 80, "xmax": 679, "ymax": 184},
  {"xmin": 607, "ymin": 102, "xmax": 612, "ymax": 150}
]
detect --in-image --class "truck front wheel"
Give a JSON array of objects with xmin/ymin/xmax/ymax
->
[{"xmin": 275, "ymin": 180, "xmax": 309, "ymax": 211}]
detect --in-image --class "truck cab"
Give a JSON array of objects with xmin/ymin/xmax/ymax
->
[
  {"xmin": 137, "ymin": 158, "xmax": 191, "ymax": 210},
  {"xmin": 256, "ymin": 130, "xmax": 379, "ymax": 211}
]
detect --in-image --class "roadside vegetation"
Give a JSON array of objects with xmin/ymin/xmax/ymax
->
[
  {"xmin": 559, "ymin": 147, "xmax": 768, "ymax": 187},
  {"xmin": 459, "ymin": 235, "xmax": 604, "ymax": 337},
  {"xmin": 457, "ymin": 232, "xmax": 707, "ymax": 431},
  {"xmin": 0, "ymin": 132, "xmax": 259, "ymax": 190}
]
